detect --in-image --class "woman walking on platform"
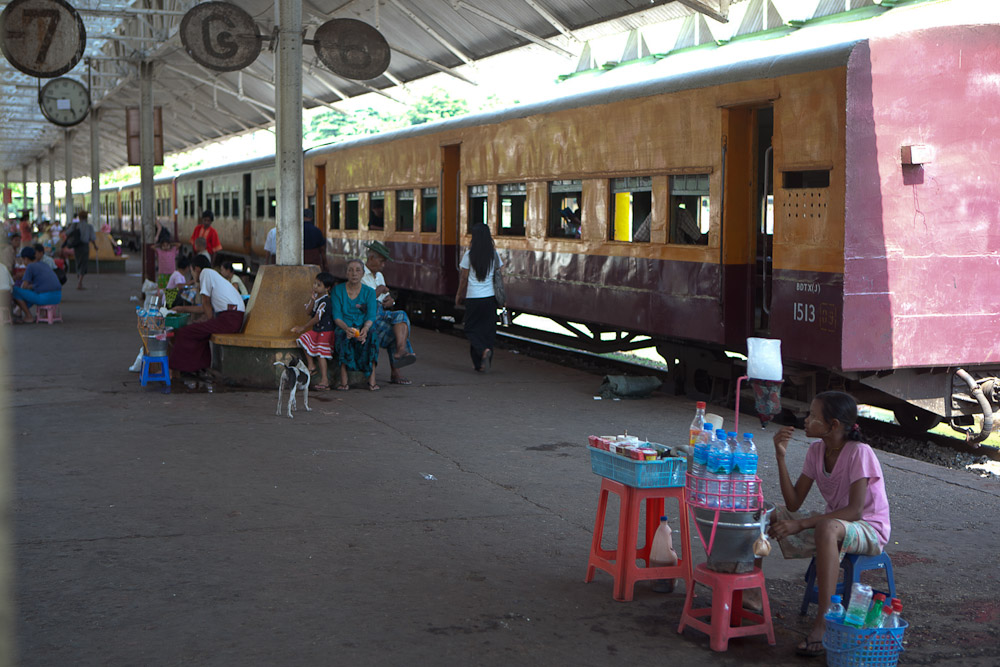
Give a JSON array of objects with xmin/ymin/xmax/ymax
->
[{"xmin": 455, "ymin": 223, "xmax": 503, "ymax": 372}]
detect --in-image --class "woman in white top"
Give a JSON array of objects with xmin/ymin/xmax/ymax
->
[
  {"xmin": 455, "ymin": 223, "xmax": 503, "ymax": 372},
  {"xmin": 169, "ymin": 255, "xmax": 246, "ymax": 375}
]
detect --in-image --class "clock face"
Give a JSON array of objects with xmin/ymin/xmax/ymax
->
[{"xmin": 38, "ymin": 76, "xmax": 90, "ymax": 126}]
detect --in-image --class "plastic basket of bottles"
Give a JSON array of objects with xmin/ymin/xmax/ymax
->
[
  {"xmin": 685, "ymin": 472, "xmax": 763, "ymax": 510},
  {"xmin": 587, "ymin": 437, "xmax": 686, "ymax": 488},
  {"xmin": 823, "ymin": 619, "xmax": 907, "ymax": 667}
]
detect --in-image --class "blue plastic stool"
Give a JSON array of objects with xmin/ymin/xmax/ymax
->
[
  {"xmin": 140, "ymin": 354, "xmax": 171, "ymax": 388},
  {"xmin": 800, "ymin": 552, "xmax": 895, "ymax": 615}
]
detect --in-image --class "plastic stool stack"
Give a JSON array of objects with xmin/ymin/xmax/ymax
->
[
  {"xmin": 800, "ymin": 552, "xmax": 895, "ymax": 615},
  {"xmin": 584, "ymin": 478, "xmax": 693, "ymax": 602},
  {"xmin": 140, "ymin": 354, "xmax": 171, "ymax": 388},
  {"xmin": 35, "ymin": 304, "xmax": 63, "ymax": 324},
  {"xmin": 678, "ymin": 563, "xmax": 775, "ymax": 652}
]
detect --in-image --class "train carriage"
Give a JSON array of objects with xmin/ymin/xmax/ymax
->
[{"xmin": 305, "ymin": 23, "xmax": 1000, "ymax": 435}]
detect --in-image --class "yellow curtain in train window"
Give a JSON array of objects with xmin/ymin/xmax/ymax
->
[{"xmin": 613, "ymin": 192, "xmax": 633, "ymax": 241}]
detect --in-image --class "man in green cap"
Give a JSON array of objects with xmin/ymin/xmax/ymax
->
[{"xmin": 363, "ymin": 241, "xmax": 417, "ymax": 384}]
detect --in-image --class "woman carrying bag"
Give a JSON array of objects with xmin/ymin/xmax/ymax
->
[{"xmin": 455, "ymin": 223, "xmax": 503, "ymax": 372}]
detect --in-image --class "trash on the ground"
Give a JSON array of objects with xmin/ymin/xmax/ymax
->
[
  {"xmin": 598, "ymin": 375, "xmax": 662, "ymax": 399},
  {"xmin": 420, "ymin": 472, "xmax": 437, "ymax": 480},
  {"xmin": 593, "ymin": 396, "xmax": 602, "ymax": 400}
]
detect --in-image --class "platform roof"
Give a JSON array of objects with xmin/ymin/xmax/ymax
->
[{"xmin": 0, "ymin": 0, "xmax": 748, "ymax": 184}]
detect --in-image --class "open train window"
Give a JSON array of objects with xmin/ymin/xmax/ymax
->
[
  {"xmin": 421, "ymin": 187, "xmax": 438, "ymax": 233},
  {"xmin": 782, "ymin": 170, "xmax": 830, "ymax": 189},
  {"xmin": 610, "ymin": 176, "xmax": 652, "ymax": 242},
  {"xmin": 267, "ymin": 189, "xmax": 277, "ymax": 218},
  {"xmin": 222, "ymin": 193, "xmax": 230, "ymax": 218},
  {"xmin": 497, "ymin": 183, "xmax": 526, "ymax": 237},
  {"xmin": 231, "ymin": 193, "xmax": 240, "ymax": 218},
  {"xmin": 669, "ymin": 174, "xmax": 710, "ymax": 245},
  {"xmin": 330, "ymin": 194, "xmax": 341, "ymax": 230},
  {"xmin": 396, "ymin": 190, "xmax": 414, "ymax": 231},
  {"xmin": 255, "ymin": 191, "xmax": 265, "ymax": 218},
  {"xmin": 468, "ymin": 184, "xmax": 488, "ymax": 232},
  {"xmin": 345, "ymin": 193, "xmax": 359, "ymax": 230},
  {"xmin": 369, "ymin": 191, "xmax": 385, "ymax": 230},
  {"xmin": 548, "ymin": 180, "xmax": 582, "ymax": 239}
]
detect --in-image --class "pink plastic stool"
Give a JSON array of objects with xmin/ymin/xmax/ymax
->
[
  {"xmin": 35, "ymin": 304, "xmax": 63, "ymax": 324},
  {"xmin": 678, "ymin": 563, "xmax": 775, "ymax": 652},
  {"xmin": 584, "ymin": 478, "xmax": 693, "ymax": 602}
]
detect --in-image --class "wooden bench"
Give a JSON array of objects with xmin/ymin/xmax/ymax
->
[{"xmin": 210, "ymin": 264, "xmax": 318, "ymax": 387}]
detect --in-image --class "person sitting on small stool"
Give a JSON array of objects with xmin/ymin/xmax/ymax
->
[{"xmin": 11, "ymin": 247, "xmax": 61, "ymax": 323}]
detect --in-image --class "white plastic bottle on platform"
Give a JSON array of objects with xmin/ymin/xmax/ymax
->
[
  {"xmin": 649, "ymin": 515, "xmax": 678, "ymax": 593},
  {"xmin": 689, "ymin": 401, "xmax": 706, "ymax": 447},
  {"xmin": 691, "ymin": 425, "xmax": 714, "ymax": 504},
  {"xmin": 824, "ymin": 594, "xmax": 846, "ymax": 623},
  {"xmin": 732, "ymin": 432, "xmax": 759, "ymax": 509},
  {"xmin": 843, "ymin": 582, "xmax": 873, "ymax": 628}
]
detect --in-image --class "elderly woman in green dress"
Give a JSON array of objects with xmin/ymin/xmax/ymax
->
[{"xmin": 332, "ymin": 259, "xmax": 380, "ymax": 391}]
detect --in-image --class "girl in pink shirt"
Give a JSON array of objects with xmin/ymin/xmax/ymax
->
[{"xmin": 769, "ymin": 391, "xmax": 891, "ymax": 656}]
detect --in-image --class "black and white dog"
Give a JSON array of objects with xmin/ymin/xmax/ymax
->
[{"xmin": 274, "ymin": 359, "xmax": 312, "ymax": 418}]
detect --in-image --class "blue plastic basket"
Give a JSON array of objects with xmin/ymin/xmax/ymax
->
[
  {"xmin": 588, "ymin": 447, "xmax": 686, "ymax": 488},
  {"xmin": 823, "ymin": 619, "xmax": 907, "ymax": 667}
]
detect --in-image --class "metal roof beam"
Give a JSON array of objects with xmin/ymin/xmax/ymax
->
[
  {"xmin": 675, "ymin": 0, "xmax": 731, "ymax": 23},
  {"xmin": 388, "ymin": 0, "xmax": 477, "ymax": 68},
  {"xmin": 522, "ymin": 0, "xmax": 581, "ymax": 43},
  {"xmin": 161, "ymin": 64, "xmax": 277, "ymax": 119},
  {"xmin": 453, "ymin": 1, "xmax": 575, "ymax": 59},
  {"xmin": 389, "ymin": 44, "xmax": 478, "ymax": 86}
]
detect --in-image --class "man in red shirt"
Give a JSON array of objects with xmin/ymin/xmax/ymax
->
[{"xmin": 190, "ymin": 210, "xmax": 222, "ymax": 256}]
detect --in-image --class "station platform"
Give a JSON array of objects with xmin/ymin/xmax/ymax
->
[{"xmin": 7, "ymin": 262, "xmax": 1000, "ymax": 666}]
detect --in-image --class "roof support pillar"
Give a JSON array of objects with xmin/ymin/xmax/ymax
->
[
  {"xmin": 140, "ymin": 61, "xmax": 156, "ymax": 280},
  {"xmin": 90, "ymin": 107, "xmax": 101, "ymax": 227},
  {"xmin": 21, "ymin": 166, "xmax": 27, "ymax": 218},
  {"xmin": 48, "ymin": 150, "xmax": 55, "ymax": 225},
  {"xmin": 64, "ymin": 131, "xmax": 74, "ymax": 226},
  {"xmin": 275, "ymin": 0, "xmax": 303, "ymax": 266},
  {"xmin": 35, "ymin": 159, "xmax": 42, "ymax": 223}
]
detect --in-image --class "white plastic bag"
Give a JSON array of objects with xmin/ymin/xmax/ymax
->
[
  {"xmin": 747, "ymin": 337, "xmax": 782, "ymax": 381},
  {"xmin": 129, "ymin": 347, "xmax": 143, "ymax": 373}
]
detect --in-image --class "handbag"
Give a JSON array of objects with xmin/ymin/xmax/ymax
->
[
  {"xmin": 492, "ymin": 251, "xmax": 506, "ymax": 307},
  {"xmin": 64, "ymin": 225, "xmax": 82, "ymax": 249}
]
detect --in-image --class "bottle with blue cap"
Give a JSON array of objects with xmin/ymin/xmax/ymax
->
[
  {"xmin": 732, "ymin": 432, "xmax": 759, "ymax": 508},
  {"xmin": 706, "ymin": 428, "xmax": 733, "ymax": 508}
]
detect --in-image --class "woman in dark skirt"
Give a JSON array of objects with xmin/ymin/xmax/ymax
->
[
  {"xmin": 455, "ymin": 223, "xmax": 503, "ymax": 372},
  {"xmin": 332, "ymin": 259, "xmax": 380, "ymax": 390}
]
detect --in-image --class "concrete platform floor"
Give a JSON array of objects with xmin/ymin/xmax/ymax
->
[{"xmin": 7, "ymin": 264, "xmax": 1000, "ymax": 666}]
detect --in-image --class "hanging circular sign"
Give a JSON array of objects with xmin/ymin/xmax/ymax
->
[
  {"xmin": 314, "ymin": 18, "xmax": 390, "ymax": 81},
  {"xmin": 0, "ymin": 0, "xmax": 87, "ymax": 78},
  {"xmin": 180, "ymin": 1, "xmax": 261, "ymax": 72}
]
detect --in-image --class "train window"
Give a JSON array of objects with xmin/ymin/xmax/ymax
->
[
  {"xmin": 256, "ymin": 190, "xmax": 265, "ymax": 218},
  {"xmin": 345, "ymin": 193, "xmax": 359, "ymax": 230},
  {"xmin": 548, "ymin": 180, "xmax": 582, "ymax": 239},
  {"xmin": 669, "ymin": 174, "xmax": 710, "ymax": 245},
  {"xmin": 369, "ymin": 191, "xmax": 385, "ymax": 230},
  {"xmin": 222, "ymin": 193, "xmax": 230, "ymax": 218},
  {"xmin": 215, "ymin": 194, "xmax": 223, "ymax": 216},
  {"xmin": 610, "ymin": 176, "xmax": 652, "ymax": 242},
  {"xmin": 231, "ymin": 193, "xmax": 240, "ymax": 218},
  {"xmin": 421, "ymin": 187, "xmax": 438, "ymax": 233},
  {"xmin": 782, "ymin": 170, "xmax": 830, "ymax": 189},
  {"xmin": 267, "ymin": 189, "xmax": 277, "ymax": 218},
  {"xmin": 330, "ymin": 195, "xmax": 341, "ymax": 230},
  {"xmin": 497, "ymin": 183, "xmax": 527, "ymax": 237},
  {"xmin": 396, "ymin": 190, "xmax": 414, "ymax": 231},
  {"xmin": 468, "ymin": 184, "xmax": 488, "ymax": 232}
]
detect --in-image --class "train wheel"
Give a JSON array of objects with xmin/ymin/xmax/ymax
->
[{"xmin": 893, "ymin": 405, "xmax": 942, "ymax": 433}]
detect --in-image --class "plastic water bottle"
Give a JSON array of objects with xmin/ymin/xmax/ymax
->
[
  {"xmin": 843, "ymin": 582, "xmax": 873, "ymax": 627},
  {"xmin": 864, "ymin": 592, "xmax": 886, "ymax": 628},
  {"xmin": 881, "ymin": 599, "xmax": 903, "ymax": 628},
  {"xmin": 649, "ymin": 516, "xmax": 678, "ymax": 593},
  {"xmin": 824, "ymin": 594, "xmax": 846, "ymax": 624},
  {"xmin": 689, "ymin": 401, "xmax": 706, "ymax": 447},
  {"xmin": 876, "ymin": 605, "xmax": 894, "ymax": 628},
  {"xmin": 691, "ymin": 425, "xmax": 714, "ymax": 504},
  {"xmin": 706, "ymin": 428, "xmax": 733, "ymax": 508},
  {"xmin": 731, "ymin": 433, "xmax": 759, "ymax": 509}
]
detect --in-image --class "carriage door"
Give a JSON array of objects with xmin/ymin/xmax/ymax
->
[
  {"xmin": 440, "ymin": 144, "xmax": 461, "ymax": 292},
  {"xmin": 722, "ymin": 104, "xmax": 773, "ymax": 344}
]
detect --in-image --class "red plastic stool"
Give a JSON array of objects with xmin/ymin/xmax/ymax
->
[
  {"xmin": 35, "ymin": 304, "xmax": 63, "ymax": 324},
  {"xmin": 584, "ymin": 479, "xmax": 692, "ymax": 602},
  {"xmin": 678, "ymin": 563, "xmax": 775, "ymax": 652}
]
